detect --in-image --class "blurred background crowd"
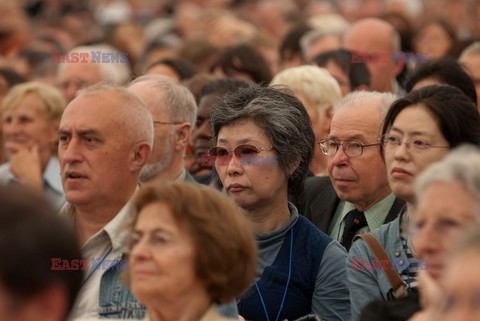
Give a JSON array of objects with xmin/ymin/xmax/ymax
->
[{"xmin": 1, "ymin": 1, "xmax": 480, "ymax": 321}]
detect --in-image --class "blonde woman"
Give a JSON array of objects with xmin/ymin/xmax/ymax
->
[{"xmin": 0, "ymin": 82, "xmax": 66, "ymax": 209}]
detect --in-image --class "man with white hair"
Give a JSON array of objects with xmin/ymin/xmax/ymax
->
[
  {"xmin": 296, "ymin": 92, "xmax": 404, "ymax": 249},
  {"xmin": 58, "ymin": 84, "xmax": 152, "ymax": 318},
  {"xmin": 270, "ymin": 65, "xmax": 341, "ymax": 175},
  {"xmin": 56, "ymin": 44, "xmax": 132, "ymax": 102},
  {"xmin": 459, "ymin": 41, "xmax": 480, "ymax": 111},
  {"xmin": 128, "ymin": 75, "xmax": 197, "ymax": 182}
]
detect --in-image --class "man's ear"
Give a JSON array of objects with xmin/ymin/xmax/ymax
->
[
  {"xmin": 174, "ymin": 123, "xmax": 192, "ymax": 152},
  {"xmin": 393, "ymin": 61, "xmax": 404, "ymax": 77},
  {"xmin": 321, "ymin": 106, "xmax": 333, "ymax": 138},
  {"xmin": 129, "ymin": 142, "xmax": 151, "ymax": 171}
]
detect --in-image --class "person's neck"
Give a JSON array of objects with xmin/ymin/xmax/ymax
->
[
  {"xmin": 310, "ymin": 150, "xmax": 328, "ymax": 176},
  {"xmin": 354, "ymin": 186, "xmax": 391, "ymax": 212},
  {"xmin": 74, "ymin": 192, "xmax": 134, "ymax": 246},
  {"xmin": 147, "ymin": 285, "xmax": 211, "ymax": 321},
  {"xmin": 152, "ymin": 158, "xmax": 185, "ymax": 182},
  {"xmin": 405, "ymin": 201, "xmax": 414, "ymax": 220},
  {"xmin": 244, "ymin": 197, "xmax": 291, "ymax": 234}
]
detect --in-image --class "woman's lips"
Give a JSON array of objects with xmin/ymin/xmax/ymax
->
[
  {"xmin": 391, "ymin": 167, "xmax": 413, "ymax": 179},
  {"xmin": 227, "ymin": 183, "xmax": 247, "ymax": 192}
]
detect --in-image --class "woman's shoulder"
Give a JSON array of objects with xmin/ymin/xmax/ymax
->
[
  {"xmin": 370, "ymin": 215, "xmax": 402, "ymax": 242},
  {"xmin": 349, "ymin": 216, "xmax": 402, "ymax": 257}
]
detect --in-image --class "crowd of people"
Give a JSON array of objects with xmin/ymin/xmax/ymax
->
[{"xmin": 1, "ymin": 1, "xmax": 480, "ymax": 321}]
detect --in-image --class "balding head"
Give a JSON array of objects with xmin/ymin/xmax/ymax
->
[
  {"xmin": 344, "ymin": 18, "xmax": 402, "ymax": 93},
  {"xmin": 128, "ymin": 75, "xmax": 197, "ymax": 181},
  {"xmin": 58, "ymin": 84, "xmax": 152, "ymax": 211},
  {"xmin": 327, "ymin": 91, "xmax": 396, "ymax": 210}
]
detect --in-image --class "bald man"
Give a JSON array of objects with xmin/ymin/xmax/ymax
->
[
  {"xmin": 128, "ymin": 75, "xmax": 197, "ymax": 182},
  {"xmin": 58, "ymin": 84, "xmax": 153, "ymax": 318},
  {"xmin": 344, "ymin": 18, "xmax": 404, "ymax": 94}
]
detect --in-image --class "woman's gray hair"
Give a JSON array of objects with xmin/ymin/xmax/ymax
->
[
  {"xmin": 210, "ymin": 84, "xmax": 315, "ymax": 195},
  {"xmin": 414, "ymin": 145, "xmax": 480, "ymax": 217}
]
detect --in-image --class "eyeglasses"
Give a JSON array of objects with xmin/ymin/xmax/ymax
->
[
  {"xmin": 208, "ymin": 144, "xmax": 274, "ymax": 159},
  {"xmin": 381, "ymin": 134, "xmax": 449, "ymax": 152},
  {"xmin": 318, "ymin": 138, "xmax": 380, "ymax": 158},
  {"xmin": 153, "ymin": 121, "xmax": 183, "ymax": 126}
]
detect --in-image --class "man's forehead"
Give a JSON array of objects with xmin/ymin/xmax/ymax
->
[
  {"xmin": 330, "ymin": 107, "xmax": 381, "ymax": 138},
  {"xmin": 61, "ymin": 95, "xmax": 120, "ymax": 127}
]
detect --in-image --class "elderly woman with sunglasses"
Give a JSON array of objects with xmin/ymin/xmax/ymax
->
[
  {"xmin": 347, "ymin": 85, "xmax": 480, "ymax": 321},
  {"xmin": 209, "ymin": 84, "xmax": 350, "ymax": 321}
]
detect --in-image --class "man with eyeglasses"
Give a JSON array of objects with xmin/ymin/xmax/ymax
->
[
  {"xmin": 295, "ymin": 91, "xmax": 405, "ymax": 251},
  {"xmin": 128, "ymin": 75, "xmax": 198, "ymax": 182}
]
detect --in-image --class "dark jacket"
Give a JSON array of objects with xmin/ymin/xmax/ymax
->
[{"xmin": 291, "ymin": 176, "xmax": 405, "ymax": 233}]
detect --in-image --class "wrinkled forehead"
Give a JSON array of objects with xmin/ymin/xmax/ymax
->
[
  {"xmin": 415, "ymin": 181, "xmax": 478, "ymax": 220},
  {"xmin": 330, "ymin": 103, "xmax": 382, "ymax": 138},
  {"xmin": 60, "ymin": 93, "xmax": 124, "ymax": 129}
]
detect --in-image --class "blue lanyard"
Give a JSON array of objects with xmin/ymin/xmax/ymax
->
[
  {"xmin": 80, "ymin": 246, "xmax": 113, "ymax": 288},
  {"xmin": 255, "ymin": 226, "xmax": 294, "ymax": 321}
]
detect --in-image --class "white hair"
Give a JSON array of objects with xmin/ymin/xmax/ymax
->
[
  {"xmin": 307, "ymin": 13, "xmax": 350, "ymax": 34},
  {"xmin": 300, "ymin": 29, "xmax": 344, "ymax": 59},
  {"xmin": 129, "ymin": 74, "xmax": 197, "ymax": 125},
  {"xmin": 387, "ymin": 0, "xmax": 424, "ymax": 18},
  {"xmin": 270, "ymin": 65, "xmax": 341, "ymax": 116},
  {"xmin": 415, "ymin": 145, "xmax": 480, "ymax": 215},
  {"xmin": 334, "ymin": 91, "xmax": 397, "ymax": 118}
]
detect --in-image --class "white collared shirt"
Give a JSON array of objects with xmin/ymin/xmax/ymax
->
[{"xmin": 60, "ymin": 200, "xmax": 136, "ymax": 319}]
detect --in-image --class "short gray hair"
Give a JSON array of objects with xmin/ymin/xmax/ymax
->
[
  {"xmin": 75, "ymin": 83, "xmax": 153, "ymax": 147},
  {"xmin": 415, "ymin": 145, "xmax": 480, "ymax": 217},
  {"xmin": 129, "ymin": 75, "xmax": 197, "ymax": 125},
  {"xmin": 334, "ymin": 91, "xmax": 397, "ymax": 118},
  {"xmin": 300, "ymin": 29, "xmax": 344, "ymax": 58},
  {"xmin": 211, "ymin": 84, "xmax": 315, "ymax": 196}
]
